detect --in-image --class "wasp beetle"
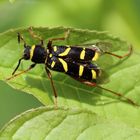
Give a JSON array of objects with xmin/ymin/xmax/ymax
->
[{"xmin": 6, "ymin": 27, "xmax": 137, "ymax": 106}]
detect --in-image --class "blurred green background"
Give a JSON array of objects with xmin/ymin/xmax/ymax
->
[{"xmin": 0, "ymin": 0, "xmax": 140, "ymax": 128}]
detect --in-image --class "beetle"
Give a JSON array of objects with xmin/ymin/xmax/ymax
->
[{"xmin": 6, "ymin": 27, "xmax": 136, "ymax": 106}]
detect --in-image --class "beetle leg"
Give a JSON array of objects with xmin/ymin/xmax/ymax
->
[
  {"xmin": 6, "ymin": 63, "xmax": 36, "ymax": 81},
  {"xmin": 47, "ymin": 30, "xmax": 70, "ymax": 49},
  {"xmin": 70, "ymin": 76, "xmax": 138, "ymax": 106},
  {"xmin": 45, "ymin": 66, "xmax": 58, "ymax": 108},
  {"xmin": 28, "ymin": 26, "xmax": 44, "ymax": 45},
  {"xmin": 104, "ymin": 45, "xmax": 132, "ymax": 59}
]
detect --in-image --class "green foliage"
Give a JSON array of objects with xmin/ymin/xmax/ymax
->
[
  {"xmin": 0, "ymin": 27, "xmax": 140, "ymax": 139},
  {"xmin": 1, "ymin": 106, "xmax": 140, "ymax": 140},
  {"xmin": 9, "ymin": 0, "xmax": 15, "ymax": 3}
]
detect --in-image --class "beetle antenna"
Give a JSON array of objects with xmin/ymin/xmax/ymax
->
[
  {"xmin": 17, "ymin": 33, "xmax": 26, "ymax": 48},
  {"xmin": 12, "ymin": 57, "xmax": 24, "ymax": 75}
]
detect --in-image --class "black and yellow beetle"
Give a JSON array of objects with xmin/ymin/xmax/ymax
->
[{"xmin": 6, "ymin": 27, "xmax": 136, "ymax": 106}]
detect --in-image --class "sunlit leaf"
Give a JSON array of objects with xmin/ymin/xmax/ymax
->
[
  {"xmin": 1, "ymin": 106, "xmax": 140, "ymax": 140},
  {"xmin": 0, "ymin": 27, "xmax": 140, "ymax": 139},
  {"xmin": 0, "ymin": 27, "xmax": 139, "ymax": 106}
]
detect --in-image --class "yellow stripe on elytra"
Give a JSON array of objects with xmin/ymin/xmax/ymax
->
[
  {"xmin": 58, "ymin": 58, "xmax": 68, "ymax": 72},
  {"xmin": 53, "ymin": 46, "xmax": 57, "ymax": 52},
  {"xmin": 59, "ymin": 47, "xmax": 71, "ymax": 57},
  {"xmin": 51, "ymin": 61, "xmax": 55, "ymax": 68},
  {"xmin": 79, "ymin": 65, "xmax": 84, "ymax": 76},
  {"xmin": 49, "ymin": 54, "xmax": 53, "ymax": 58},
  {"xmin": 92, "ymin": 52, "xmax": 99, "ymax": 61},
  {"xmin": 80, "ymin": 48, "xmax": 85, "ymax": 60},
  {"xmin": 91, "ymin": 70, "xmax": 96, "ymax": 79},
  {"xmin": 30, "ymin": 45, "xmax": 36, "ymax": 60}
]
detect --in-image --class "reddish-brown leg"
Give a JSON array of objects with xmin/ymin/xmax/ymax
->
[
  {"xmin": 28, "ymin": 26, "xmax": 44, "ymax": 45},
  {"xmin": 6, "ymin": 63, "xmax": 36, "ymax": 81},
  {"xmin": 104, "ymin": 45, "xmax": 133, "ymax": 59},
  {"xmin": 71, "ymin": 76, "xmax": 138, "ymax": 106},
  {"xmin": 47, "ymin": 30, "xmax": 70, "ymax": 49},
  {"xmin": 45, "ymin": 66, "xmax": 58, "ymax": 108}
]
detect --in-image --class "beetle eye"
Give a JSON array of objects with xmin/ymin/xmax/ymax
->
[
  {"xmin": 24, "ymin": 54, "xmax": 27, "ymax": 57},
  {"xmin": 23, "ymin": 53, "xmax": 30, "ymax": 60}
]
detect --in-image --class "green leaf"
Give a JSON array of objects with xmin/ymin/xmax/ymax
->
[
  {"xmin": 0, "ymin": 27, "xmax": 140, "ymax": 106},
  {"xmin": 0, "ymin": 27, "xmax": 140, "ymax": 139},
  {"xmin": 0, "ymin": 106, "xmax": 140, "ymax": 140}
]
